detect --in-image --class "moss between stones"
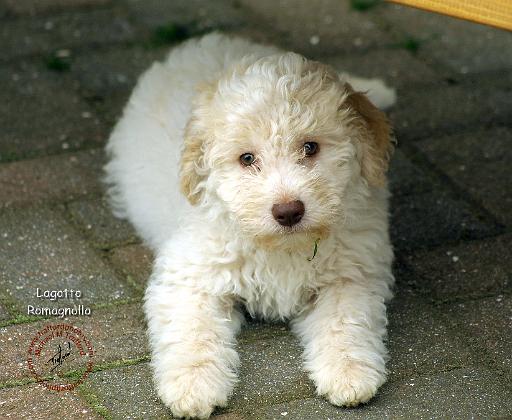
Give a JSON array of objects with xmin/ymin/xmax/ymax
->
[
  {"xmin": 45, "ymin": 55, "xmax": 71, "ymax": 72},
  {"xmin": 350, "ymin": 0, "xmax": 381, "ymax": 11},
  {"xmin": 77, "ymin": 385, "xmax": 113, "ymax": 420}
]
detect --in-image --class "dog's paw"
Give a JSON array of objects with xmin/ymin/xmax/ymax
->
[
  {"xmin": 313, "ymin": 358, "xmax": 386, "ymax": 407},
  {"xmin": 156, "ymin": 364, "xmax": 236, "ymax": 419}
]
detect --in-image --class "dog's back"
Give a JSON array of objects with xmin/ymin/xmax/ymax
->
[{"xmin": 104, "ymin": 33, "xmax": 279, "ymax": 250}]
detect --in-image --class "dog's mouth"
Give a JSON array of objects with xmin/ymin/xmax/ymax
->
[{"xmin": 254, "ymin": 223, "xmax": 329, "ymax": 250}]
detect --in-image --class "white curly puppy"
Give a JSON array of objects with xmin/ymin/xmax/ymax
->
[{"xmin": 105, "ymin": 33, "xmax": 396, "ymax": 419}]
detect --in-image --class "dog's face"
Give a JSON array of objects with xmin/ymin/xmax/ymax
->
[{"xmin": 181, "ymin": 53, "xmax": 392, "ymax": 248}]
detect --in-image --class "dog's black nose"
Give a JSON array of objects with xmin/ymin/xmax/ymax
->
[{"xmin": 272, "ymin": 200, "xmax": 305, "ymax": 227}]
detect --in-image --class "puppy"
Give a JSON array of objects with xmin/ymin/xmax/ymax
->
[{"xmin": 105, "ymin": 33, "xmax": 396, "ymax": 419}]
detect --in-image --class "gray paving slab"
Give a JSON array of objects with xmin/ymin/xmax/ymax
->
[
  {"xmin": 0, "ymin": 8, "xmax": 137, "ymax": 60},
  {"xmin": 0, "ymin": 301, "xmax": 11, "ymax": 322},
  {"xmin": 0, "ymin": 384, "xmax": 101, "ymax": 419},
  {"xmin": 0, "ymin": 206, "xmax": 137, "ymax": 315},
  {"xmin": 125, "ymin": 0, "xmax": 248, "ymax": 32},
  {"xmin": 445, "ymin": 295, "xmax": 512, "ymax": 375},
  {"xmin": 390, "ymin": 189, "xmax": 501, "ymax": 252},
  {"xmin": 67, "ymin": 197, "xmax": 138, "ymax": 249},
  {"xmin": 70, "ymin": 45, "xmax": 168, "ymax": 126},
  {"xmin": 389, "ymin": 72, "xmax": 512, "ymax": 142},
  {"xmin": 0, "ymin": 149, "xmax": 104, "ymax": 209},
  {"xmin": 2, "ymin": 0, "xmax": 112, "ymax": 16},
  {"xmin": 237, "ymin": 0, "xmax": 393, "ymax": 57},
  {"xmin": 386, "ymin": 299, "xmax": 474, "ymax": 380},
  {"xmin": 404, "ymin": 234, "xmax": 512, "ymax": 302},
  {"xmin": 417, "ymin": 126, "xmax": 512, "ymax": 227},
  {"xmin": 324, "ymin": 48, "xmax": 441, "ymax": 89},
  {"xmin": 78, "ymin": 362, "xmax": 170, "ymax": 419},
  {"xmin": 377, "ymin": 3, "xmax": 512, "ymax": 75},
  {"xmin": 0, "ymin": 302, "xmax": 147, "ymax": 383},
  {"xmin": 232, "ymin": 334, "xmax": 314, "ymax": 409},
  {"xmin": 388, "ymin": 149, "xmax": 434, "ymax": 197},
  {"xmin": 0, "ymin": 61, "xmax": 105, "ymax": 162},
  {"xmin": 253, "ymin": 367, "xmax": 512, "ymax": 419},
  {"xmin": 108, "ymin": 244, "xmax": 153, "ymax": 293}
]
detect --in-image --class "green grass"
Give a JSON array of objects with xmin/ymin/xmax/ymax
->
[
  {"xmin": 77, "ymin": 386, "xmax": 113, "ymax": 420},
  {"xmin": 402, "ymin": 36, "xmax": 421, "ymax": 53},
  {"xmin": 350, "ymin": 0, "xmax": 381, "ymax": 11},
  {"xmin": 45, "ymin": 55, "xmax": 71, "ymax": 72},
  {"xmin": 150, "ymin": 23, "xmax": 191, "ymax": 47}
]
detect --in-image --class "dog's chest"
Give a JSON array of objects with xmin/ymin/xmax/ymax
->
[{"xmin": 238, "ymin": 251, "xmax": 318, "ymax": 320}]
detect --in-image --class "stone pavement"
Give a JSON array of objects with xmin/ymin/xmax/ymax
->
[{"xmin": 0, "ymin": 0, "xmax": 511, "ymax": 419}]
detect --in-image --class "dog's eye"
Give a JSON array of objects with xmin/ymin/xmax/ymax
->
[
  {"xmin": 303, "ymin": 142, "xmax": 319, "ymax": 156},
  {"xmin": 240, "ymin": 153, "xmax": 255, "ymax": 166}
]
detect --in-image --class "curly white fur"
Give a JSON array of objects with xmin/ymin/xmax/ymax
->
[{"xmin": 105, "ymin": 33, "xmax": 396, "ymax": 419}]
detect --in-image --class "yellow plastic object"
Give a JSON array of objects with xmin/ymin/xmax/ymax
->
[{"xmin": 388, "ymin": 0, "xmax": 512, "ymax": 31}]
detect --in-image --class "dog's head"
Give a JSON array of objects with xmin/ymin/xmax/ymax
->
[{"xmin": 180, "ymin": 53, "xmax": 392, "ymax": 248}]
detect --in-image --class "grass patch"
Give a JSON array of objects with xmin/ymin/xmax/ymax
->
[
  {"xmin": 63, "ymin": 355, "xmax": 150, "ymax": 379},
  {"xmin": 0, "ymin": 313, "xmax": 44, "ymax": 328},
  {"xmin": 402, "ymin": 37, "xmax": 421, "ymax": 53},
  {"xmin": 77, "ymin": 385, "xmax": 113, "ymax": 420},
  {"xmin": 45, "ymin": 55, "xmax": 71, "ymax": 72},
  {"xmin": 150, "ymin": 23, "xmax": 192, "ymax": 47},
  {"xmin": 0, "ymin": 377, "xmax": 37, "ymax": 391},
  {"xmin": 350, "ymin": 0, "xmax": 381, "ymax": 11}
]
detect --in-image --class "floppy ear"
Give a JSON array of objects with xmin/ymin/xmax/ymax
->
[
  {"xmin": 180, "ymin": 117, "xmax": 206, "ymax": 205},
  {"xmin": 344, "ymin": 84, "xmax": 394, "ymax": 187},
  {"xmin": 179, "ymin": 82, "xmax": 217, "ymax": 205}
]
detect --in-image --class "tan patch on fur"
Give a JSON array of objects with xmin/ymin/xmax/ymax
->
[
  {"xmin": 180, "ymin": 82, "xmax": 217, "ymax": 205},
  {"xmin": 343, "ymin": 84, "xmax": 393, "ymax": 186}
]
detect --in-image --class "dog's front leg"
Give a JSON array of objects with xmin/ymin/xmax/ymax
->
[
  {"xmin": 145, "ymin": 279, "xmax": 241, "ymax": 419},
  {"xmin": 293, "ymin": 280, "xmax": 389, "ymax": 407}
]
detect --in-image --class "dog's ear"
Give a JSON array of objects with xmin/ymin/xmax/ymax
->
[
  {"xmin": 180, "ymin": 83, "xmax": 216, "ymax": 205},
  {"xmin": 343, "ymin": 83, "xmax": 394, "ymax": 187},
  {"xmin": 180, "ymin": 117, "xmax": 206, "ymax": 205}
]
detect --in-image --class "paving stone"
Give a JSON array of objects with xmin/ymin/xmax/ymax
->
[
  {"xmin": 125, "ymin": 0, "xmax": 247, "ymax": 33},
  {"xmin": 0, "ymin": 61, "xmax": 106, "ymax": 162},
  {"xmin": 389, "ymin": 72, "xmax": 512, "ymax": 142},
  {"xmin": 212, "ymin": 413, "xmax": 245, "ymax": 420},
  {"xmin": 240, "ymin": 318, "xmax": 289, "ymax": 343},
  {"xmin": 0, "ymin": 303, "xmax": 146, "ymax": 383},
  {"xmin": 324, "ymin": 48, "xmax": 440, "ymax": 89},
  {"xmin": 386, "ymin": 298, "xmax": 474, "ymax": 380},
  {"xmin": 0, "ymin": 384, "xmax": 101, "ymax": 419},
  {"xmin": 0, "ymin": 302, "xmax": 11, "ymax": 322},
  {"xmin": 387, "ymin": 149, "xmax": 433, "ymax": 197},
  {"xmin": 237, "ymin": 0, "xmax": 393, "ymax": 57},
  {"xmin": 108, "ymin": 244, "xmax": 152, "ymax": 292},
  {"xmin": 0, "ymin": 2, "xmax": 8, "ymax": 17},
  {"xmin": 377, "ymin": 3, "xmax": 512, "ymax": 75},
  {"xmin": 252, "ymin": 368, "xmax": 512, "ymax": 419},
  {"xmin": 404, "ymin": 234, "xmax": 512, "ymax": 302},
  {"xmin": 67, "ymin": 198, "xmax": 138, "ymax": 249},
  {"xmin": 79, "ymin": 362, "xmax": 170, "ymax": 419},
  {"xmin": 390, "ymin": 189, "xmax": 500, "ymax": 252},
  {"xmin": 231, "ymin": 333, "xmax": 314, "ymax": 409},
  {"xmin": 445, "ymin": 296, "xmax": 512, "ymax": 375},
  {"xmin": 0, "ymin": 206, "xmax": 136, "ymax": 315},
  {"xmin": 1, "ymin": 0, "xmax": 112, "ymax": 16},
  {"xmin": 81, "ymin": 333, "xmax": 314, "ymax": 418},
  {"xmin": 0, "ymin": 149, "xmax": 104, "ymax": 209},
  {"xmin": 71, "ymin": 45, "xmax": 167, "ymax": 125},
  {"xmin": 417, "ymin": 126, "xmax": 512, "ymax": 227},
  {"xmin": 0, "ymin": 8, "xmax": 136, "ymax": 60}
]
